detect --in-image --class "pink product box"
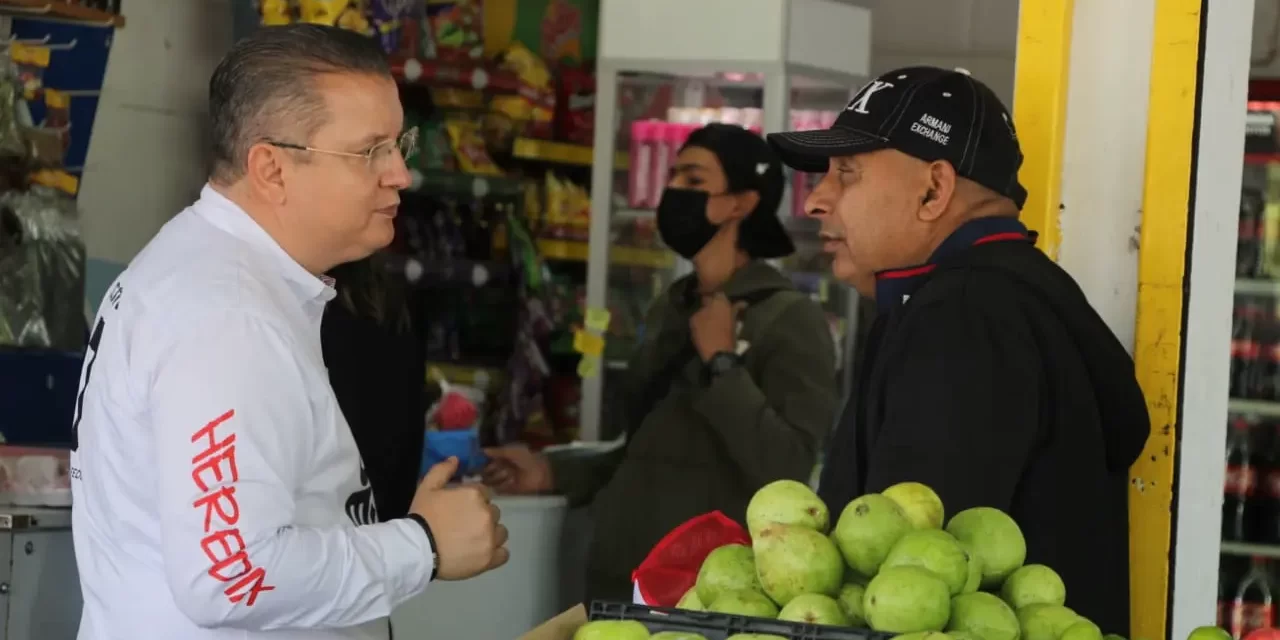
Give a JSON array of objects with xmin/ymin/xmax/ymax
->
[
  {"xmin": 628, "ymin": 120, "xmax": 698, "ymax": 210},
  {"xmin": 628, "ymin": 120, "xmax": 657, "ymax": 209}
]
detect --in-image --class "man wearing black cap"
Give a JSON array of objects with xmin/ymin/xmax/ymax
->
[{"xmin": 767, "ymin": 66, "xmax": 1151, "ymax": 633}]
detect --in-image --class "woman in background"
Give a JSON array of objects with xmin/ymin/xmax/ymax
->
[
  {"xmin": 482, "ymin": 123, "xmax": 840, "ymax": 603},
  {"xmin": 322, "ymin": 254, "xmax": 426, "ymax": 521}
]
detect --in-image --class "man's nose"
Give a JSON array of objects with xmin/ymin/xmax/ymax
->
[
  {"xmin": 804, "ymin": 172, "xmax": 839, "ymax": 218},
  {"xmin": 383, "ymin": 154, "xmax": 412, "ymax": 190},
  {"xmin": 804, "ymin": 186, "xmax": 831, "ymax": 219}
]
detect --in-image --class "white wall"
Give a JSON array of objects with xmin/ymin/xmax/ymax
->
[
  {"xmin": 869, "ymin": 0, "xmax": 1020, "ymax": 107},
  {"xmin": 78, "ymin": 0, "xmax": 233, "ymax": 307}
]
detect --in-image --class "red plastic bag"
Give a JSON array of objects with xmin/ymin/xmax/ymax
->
[{"xmin": 630, "ymin": 511, "xmax": 751, "ymax": 607}]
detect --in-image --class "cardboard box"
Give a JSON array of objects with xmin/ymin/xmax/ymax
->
[{"xmin": 519, "ymin": 604, "xmax": 587, "ymax": 640}]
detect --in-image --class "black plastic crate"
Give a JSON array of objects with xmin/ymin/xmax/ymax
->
[{"xmin": 587, "ymin": 601, "xmax": 896, "ymax": 640}]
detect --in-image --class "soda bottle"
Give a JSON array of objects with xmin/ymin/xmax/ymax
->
[
  {"xmin": 1241, "ymin": 188, "xmax": 1265, "ymax": 278},
  {"xmin": 1232, "ymin": 556, "xmax": 1275, "ymax": 639},
  {"xmin": 1225, "ymin": 417, "xmax": 1261, "ymax": 542},
  {"xmin": 1261, "ymin": 304, "xmax": 1280, "ymax": 401},
  {"xmin": 1223, "ymin": 555, "xmax": 1248, "ymax": 629},
  {"xmin": 1258, "ymin": 424, "xmax": 1280, "ymax": 544},
  {"xmin": 1235, "ymin": 301, "xmax": 1262, "ymax": 399}
]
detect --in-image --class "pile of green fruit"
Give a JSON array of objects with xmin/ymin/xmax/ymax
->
[{"xmin": 573, "ymin": 479, "xmax": 1130, "ymax": 640}]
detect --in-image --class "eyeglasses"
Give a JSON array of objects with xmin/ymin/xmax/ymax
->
[{"xmin": 265, "ymin": 126, "xmax": 419, "ymax": 172}]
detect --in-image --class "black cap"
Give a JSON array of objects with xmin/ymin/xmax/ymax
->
[
  {"xmin": 766, "ymin": 66, "xmax": 1028, "ymax": 209},
  {"xmin": 684, "ymin": 123, "xmax": 794, "ymax": 259}
]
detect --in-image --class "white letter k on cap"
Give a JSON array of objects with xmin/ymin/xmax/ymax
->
[{"xmin": 846, "ymin": 80, "xmax": 894, "ymax": 115}]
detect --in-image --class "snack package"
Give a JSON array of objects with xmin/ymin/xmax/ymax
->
[
  {"xmin": 368, "ymin": 0, "xmax": 407, "ymax": 54},
  {"xmin": 260, "ymin": 0, "xmax": 294, "ymax": 25},
  {"xmin": 490, "ymin": 94, "xmax": 553, "ymax": 140},
  {"xmin": 444, "ymin": 119, "xmax": 502, "ymax": 175},
  {"xmin": 556, "ymin": 67, "xmax": 595, "ymax": 146},
  {"xmin": 26, "ymin": 89, "xmax": 69, "ymax": 167},
  {"xmin": 541, "ymin": 173, "xmax": 590, "ymax": 241},
  {"xmin": 499, "ymin": 42, "xmax": 555, "ymax": 111},
  {"xmin": 10, "ymin": 44, "xmax": 49, "ymax": 102},
  {"xmin": 501, "ymin": 42, "xmax": 552, "ymax": 94},
  {"xmin": 42, "ymin": 89, "xmax": 69, "ymax": 132},
  {"xmin": 421, "ymin": 0, "xmax": 484, "ymax": 61},
  {"xmin": 336, "ymin": 2, "xmax": 372, "ymax": 34},
  {"xmin": 299, "ymin": 0, "xmax": 348, "ymax": 25},
  {"xmin": 541, "ymin": 0, "xmax": 584, "ymax": 64},
  {"xmin": 563, "ymin": 180, "xmax": 591, "ymax": 242}
]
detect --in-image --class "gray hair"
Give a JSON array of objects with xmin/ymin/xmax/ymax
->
[{"xmin": 207, "ymin": 23, "xmax": 391, "ymax": 183}]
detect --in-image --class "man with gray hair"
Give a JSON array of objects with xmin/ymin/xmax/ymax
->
[{"xmin": 69, "ymin": 24, "xmax": 507, "ymax": 639}]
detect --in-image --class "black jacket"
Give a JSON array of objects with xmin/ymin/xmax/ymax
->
[
  {"xmin": 321, "ymin": 296, "xmax": 427, "ymax": 522},
  {"xmin": 818, "ymin": 217, "xmax": 1150, "ymax": 634}
]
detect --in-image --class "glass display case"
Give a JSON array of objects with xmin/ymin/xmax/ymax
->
[
  {"xmin": 577, "ymin": 0, "xmax": 873, "ymax": 441},
  {"xmin": 1216, "ymin": 84, "xmax": 1280, "ymax": 638}
]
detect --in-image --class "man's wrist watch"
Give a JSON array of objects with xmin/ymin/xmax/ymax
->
[{"xmin": 702, "ymin": 351, "xmax": 742, "ymax": 385}]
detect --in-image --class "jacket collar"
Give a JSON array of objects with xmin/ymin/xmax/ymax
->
[
  {"xmin": 873, "ymin": 217, "xmax": 1035, "ymax": 312},
  {"xmin": 669, "ymin": 260, "xmax": 795, "ymax": 313},
  {"xmin": 193, "ymin": 183, "xmax": 336, "ymax": 307}
]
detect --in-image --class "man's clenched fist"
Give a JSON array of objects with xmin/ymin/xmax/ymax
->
[{"xmin": 411, "ymin": 457, "xmax": 509, "ymax": 580}]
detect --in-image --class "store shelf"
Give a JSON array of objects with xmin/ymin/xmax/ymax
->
[
  {"xmin": 1237, "ymin": 278, "xmax": 1280, "ymax": 295},
  {"xmin": 1222, "ymin": 541, "xmax": 1280, "ymax": 559},
  {"xmin": 0, "ymin": 0, "xmax": 123, "ymax": 26},
  {"xmin": 537, "ymin": 238, "xmax": 673, "ymax": 269},
  {"xmin": 1227, "ymin": 398, "xmax": 1280, "ymax": 417},
  {"xmin": 513, "ymin": 137, "xmax": 628, "ymax": 169},
  {"xmin": 390, "ymin": 58, "xmax": 533, "ymax": 99},
  {"xmin": 1246, "ymin": 153, "xmax": 1280, "ymax": 165},
  {"xmin": 409, "ymin": 169, "xmax": 523, "ymax": 199}
]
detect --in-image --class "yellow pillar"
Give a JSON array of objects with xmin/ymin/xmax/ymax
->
[
  {"xmin": 1011, "ymin": 0, "xmax": 1074, "ymax": 261},
  {"xmin": 1015, "ymin": 1, "xmax": 1203, "ymax": 638},
  {"xmin": 1129, "ymin": 2, "xmax": 1202, "ymax": 639}
]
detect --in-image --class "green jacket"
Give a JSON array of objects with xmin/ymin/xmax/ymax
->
[{"xmin": 552, "ymin": 261, "xmax": 838, "ymax": 602}]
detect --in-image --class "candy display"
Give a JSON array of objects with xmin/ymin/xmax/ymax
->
[
  {"xmin": 556, "ymin": 66, "xmax": 594, "ymax": 145},
  {"xmin": 541, "ymin": 172, "xmax": 590, "ymax": 241},
  {"xmin": 540, "ymin": 0, "xmax": 583, "ymax": 64},
  {"xmin": 249, "ymin": 2, "xmax": 667, "ymax": 449},
  {"xmin": 445, "ymin": 118, "xmax": 504, "ymax": 175},
  {"xmin": 421, "ymin": 0, "xmax": 484, "ymax": 61},
  {"xmin": 10, "ymin": 43, "xmax": 48, "ymax": 102}
]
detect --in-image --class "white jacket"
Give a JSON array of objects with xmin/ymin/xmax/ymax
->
[{"xmin": 70, "ymin": 185, "xmax": 433, "ymax": 639}]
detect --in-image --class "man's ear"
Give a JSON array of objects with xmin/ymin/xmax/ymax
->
[
  {"xmin": 917, "ymin": 160, "xmax": 957, "ymax": 222},
  {"xmin": 245, "ymin": 141, "xmax": 289, "ymax": 205}
]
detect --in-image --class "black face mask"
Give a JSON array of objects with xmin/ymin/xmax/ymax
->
[{"xmin": 656, "ymin": 188, "xmax": 720, "ymax": 259}]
